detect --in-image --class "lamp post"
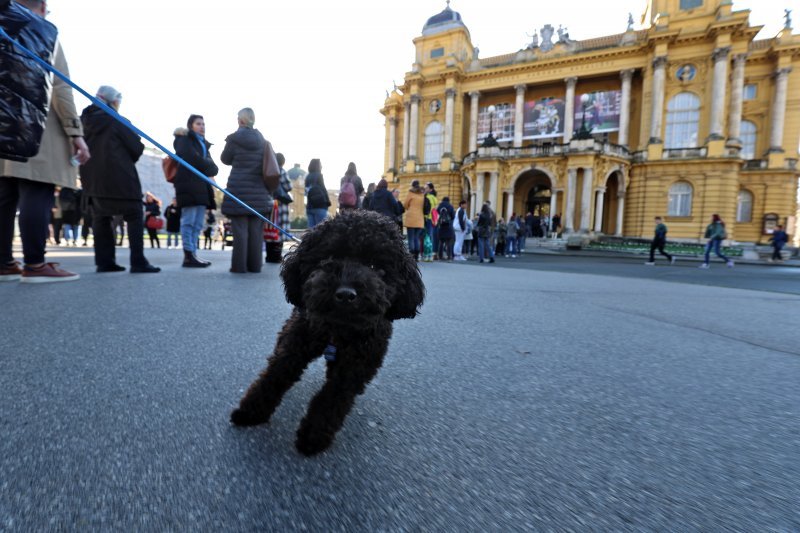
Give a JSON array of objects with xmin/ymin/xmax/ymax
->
[
  {"xmin": 482, "ymin": 104, "xmax": 499, "ymax": 147},
  {"xmin": 573, "ymin": 93, "xmax": 593, "ymax": 140}
]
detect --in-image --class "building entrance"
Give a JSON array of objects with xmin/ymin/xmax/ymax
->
[{"xmin": 515, "ymin": 170, "xmax": 553, "ymax": 237}]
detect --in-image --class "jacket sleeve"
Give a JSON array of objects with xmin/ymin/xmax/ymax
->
[
  {"xmin": 118, "ymin": 124, "xmax": 145, "ymax": 162},
  {"xmin": 50, "ymin": 43, "xmax": 83, "ymax": 137},
  {"xmin": 220, "ymin": 139, "xmax": 234, "ymax": 166}
]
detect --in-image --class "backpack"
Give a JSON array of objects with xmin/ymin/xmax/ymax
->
[
  {"xmin": 339, "ymin": 179, "xmax": 357, "ymax": 208},
  {"xmin": 438, "ymin": 206, "xmax": 451, "ymax": 226}
]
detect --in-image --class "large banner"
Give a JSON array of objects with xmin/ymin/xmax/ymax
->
[
  {"xmin": 477, "ymin": 103, "xmax": 514, "ymax": 144},
  {"xmin": 573, "ymin": 91, "xmax": 621, "ymax": 134},
  {"xmin": 523, "ymin": 97, "xmax": 565, "ymax": 140}
]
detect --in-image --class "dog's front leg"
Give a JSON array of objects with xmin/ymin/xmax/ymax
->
[
  {"xmin": 231, "ymin": 311, "xmax": 324, "ymax": 427},
  {"xmin": 295, "ymin": 340, "xmax": 388, "ymax": 456}
]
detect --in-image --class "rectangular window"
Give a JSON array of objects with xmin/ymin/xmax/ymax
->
[
  {"xmin": 743, "ymin": 84, "xmax": 757, "ymax": 100},
  {"xmin": 430, "ymin": 47, "xmax": 444, "ymax": 59},
  {"xmin": 680, "ymin": 0, "xmax": 703, "ymax": 9}
]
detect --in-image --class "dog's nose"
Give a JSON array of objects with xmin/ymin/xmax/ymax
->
[{"xmin": 334, "ymin": 286, "xmax": 357, "ymax": 304}]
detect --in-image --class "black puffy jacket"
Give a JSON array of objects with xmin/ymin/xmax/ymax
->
[
  {"xmin": 0, "ymin": 1, "xmax": 58, "ymax": 162},
  {"xmin": 220, "ymin": 127, "xmax": 272, "ymax": 217},
  {"xmin": 172, "ymin": 128, "xmax": 218, "ymax": 209},
  {"xmin": 79, "ymin": 104, "xmax": 144, "ymax": 201}
]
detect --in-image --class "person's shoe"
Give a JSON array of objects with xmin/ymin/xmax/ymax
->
[
  {"xmin": 82, "ymin": 241, "xmax": 89, "ymax": 247},
  {"xmin": 130, "ymin": 264, "xmax": 161, "ymax": 273},
  {"xmin": 644, "ymin": 261, "xmax": 655, "ymax": 266},
  {"xmin": 20, "ymin": 262, "xmax": 79, "ymax": 283},
  {"xmin": 0, "ymin": 261, "xmax": 23, "ymax": 282},
  {"xmin": 182, "ymin": 251, "xmax": 209, "ymax": 268},
  {"xmin": 479, "ymin": 259, "xmax": 484, "ymax": 263},
  {"xmin": 489, "ymin": 258, "xmax": 495, "ymax": 263},
  {"xmin": 726, "ymin": 260, "xmax": 735, "ymax": 268},
  {"xmin": 670, "ymin": 256, "xmax": 677, "ymax": 265},
  {"xmin": 96, "ymin": 264, "xmax": 126, "ymax": 273},
  {"xmin": 699, "ymin": 263, "xmax": 710, "ymax": 269}
]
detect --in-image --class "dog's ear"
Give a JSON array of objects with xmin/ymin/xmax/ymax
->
[
  {"xmin": 386, "ymin": 252, "xmax": 425, "ymax": 320},
  {"xmin": 281, "ymin": 225, "xmax": 327, "ymax": 307}
]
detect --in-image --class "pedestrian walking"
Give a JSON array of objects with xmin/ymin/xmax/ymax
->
[
  {"xmin": 645, "ymin": 216, "xmax": 675, "ymax": 265},
  {"xmin": 172, "ymin": 113, "xmax": 219, "ymax": 268},
  {"xmin": 80, "ymin": 85, "xmax": 159, "ymax": 274},
  {"xmin": 220, "ymin": 107, "xmax": 273, "ymax": 274},
  {"xmin": 769, "ymin": 225, "xmax": 789, "ymax": 263},
  {"xmin": 699, "ymin": 214, "xmax": 734, "ymax": 269},
  {"xmin": 143, "ymin": 192, "xmax": 162, "ymax": 248},
  {"xmin": 163, "ymin": 198, "xmax": 181, "ymax": 249}
]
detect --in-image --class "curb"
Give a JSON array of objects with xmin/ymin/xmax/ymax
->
[{"xmin": 518, "ymin": 248, "xmax": 800, "ymax": 268}]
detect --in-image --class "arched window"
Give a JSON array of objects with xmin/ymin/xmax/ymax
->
[
  {"xmin": 736, "ymin": 190, "xmax": 753, "ymax": 222},
  {"xmin": 740, "ymin": 121, "xmax": 757, "ymax": 160},
  {"xmin": 665, "ymin": 93, "xmax": 700, "ymax": 149},
  {"xmin": 667, "ymin": 182, "xmax": 693, "ymax": 217},
  {"xmin": 423, "ymin": 121, "xmax": 443, "ymax": 164}
]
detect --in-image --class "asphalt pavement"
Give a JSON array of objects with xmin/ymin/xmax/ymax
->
[{"xmin": 1, "ymin": 245, "xmax": 799, "ymax": 531}]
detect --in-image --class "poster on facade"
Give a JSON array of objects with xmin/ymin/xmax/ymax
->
[
  {"xmin": 522, "ymin": 97, "xmax": 565, "ymax": 140},
  {"xmin": 573, "ymin": 90, "xmax": 621, "ymax": 134},
  {"xmin": 477, "ymin": 103, "xmax": 515, "ymax": 144}
]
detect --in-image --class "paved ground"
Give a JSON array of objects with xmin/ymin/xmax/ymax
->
[{"xmin": 1, "ymin": 246, "xmax": 799, "ymax": 531}]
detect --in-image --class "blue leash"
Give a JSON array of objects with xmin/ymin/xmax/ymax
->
[{"xmin": 0, "ymin": 26, "xmax": 299, "ymax": 243}]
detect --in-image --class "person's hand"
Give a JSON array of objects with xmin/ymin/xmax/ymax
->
[{"xmin": 72, "ymin": 137, "xmax": 91, "ymax": 164}]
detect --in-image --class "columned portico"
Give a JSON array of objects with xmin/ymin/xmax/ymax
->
[
  {"xmin": 469, "ymin": 91, "xmax": 480, "ymax": 153},
  {"xmin": 388, "ymin": 117, "xmax": 397, "ymax": 172},
  {"xmin": 409, "ymin": 95, "xmax": 421, "ymax": 159},
  {"xmin": 708, "ymin": 46, "xmax": 731, "ymax": 140},
  {"xmin": 580, "ymin": 168, "xmax": 594, "ymax": 231},
  {"xmin": 444, "ymin": 88, "xmax": 456, "ymax": 156},
  {"xmin": 726, "ymin": 54, "xmax": 747, "ymax": 147},
  {"xmin": 563, "ymin": 77, "xmax": 577, "ymax": 143},
  {"xmin": 768, "ymin": 67, "xmax": 792, "ymax": 152},
  {"xmin": 488, "ymin": 172, "xmax": 499, "ymax": 210},
  {"xmin": 565, "ymin": 168, "xmax": 577, "ymax": 232},
  {"xmin": 402, "ymin": 102, "xmax": 410, "ymax": 160},
  {"xmin": 619, "ymin": 70, "xmax": 634, "ymax": 147},
  {"xmin": 615, "ymin": 193, "xmax": 625, "ymax": 237},
  {"xmin": 649, "ymin": 56, "xmax": 668, "ymax": 143},
  {"xmin": 513, "ymin": 85, "xmax": 526, "ymax": 147},
  {"xmin": 550, "ymin": 191, "xmax": 558, "ymax": 228},
  {"xmin": 505, "ymin": 190, "xmax": 515, "ymax": 220},
  {"xmin": 594, "ymin": 189, "xmax": 606, "ymax": 232},
  {"xmin": 475, "ymin": 172, "xmax": 485, "ymax": 208}
]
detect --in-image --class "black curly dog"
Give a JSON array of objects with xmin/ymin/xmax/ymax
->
[{"xmin": 231, "ymin": 210, "xmax": 425, "ymax": 456}]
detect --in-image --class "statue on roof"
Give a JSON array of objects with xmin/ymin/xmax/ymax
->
[
  {"xmin": 627, "ymin": 13, "xmax": 634, "ymax": 31},
  {"xmin": 527, "ymin": 30, "xmax": 539, "ymax": 49},
  {"xmin": 785, "ymin": 9, "xmax": 792, "ymax": 29},
  {"xmin": 557, "ymin": 25, "xmax": 571, "ymax": 43},
  {"xmin": 540, "ymin": 24, "xmax": 555, "ymax": 52}
]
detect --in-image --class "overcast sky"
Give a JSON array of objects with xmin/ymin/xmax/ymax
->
[{"xmin": 47, "ymin": 0, "xmax": 788, "ymax": 188}]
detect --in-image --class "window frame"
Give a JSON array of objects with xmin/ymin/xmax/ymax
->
[
  {"xmin": 740, "ymin": 120, "xmax": 757, "ymax": 160},
  {"xmin": 667, "ymin": 181, "xmax": 693, "ymax": 217},
  {"xmin": 680, "ymin": 0, "xmax": 703, "ymax": 10},
  {"xmin": 743, "ymin": 84, "xmax": 757, "ymax": 101},
  {"xmin": 664, "ymin": 92, "xmax": 701, "ymax": 149},
  {"xmin": 423, "ymin": 121, "xmax": 444, "ymax": 164},
  {"xmin": 736, "ymin": 190, "xmax": 754, "ymax": 223}
]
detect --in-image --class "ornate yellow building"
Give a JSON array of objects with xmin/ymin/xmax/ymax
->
[{"xmin": 381, "ymin": 0, "xmax": 800, "ymax": 243}]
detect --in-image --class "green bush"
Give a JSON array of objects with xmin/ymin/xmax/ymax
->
[{"xmin": 290, "ymin": 217, "xmax": 308, "ymax": 230}]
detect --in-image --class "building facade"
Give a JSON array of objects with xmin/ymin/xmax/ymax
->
[{"xmin": 381, "ymin": 0, "xmax": 800, "ymax": 243}]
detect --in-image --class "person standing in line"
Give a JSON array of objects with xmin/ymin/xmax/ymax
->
[
  {"xmin": 143, "ymin": 192, "xmax": 162, "ymax": 248},
  {"xmin": 453, "ymin": 200, "xmax": 469, "ymax": 261},
  {"xmin": 436, "ymin": 196, "xmax": 455, "ymax": 261},
  {"xmin": 59, "ymin": 186, "xmax": 81, "ymax": 246},
  {"xmin": 266, "ymin": 152, "xmax": 293, "ymax": 264},
  {"xmin": 768, "ymin": 225, "xmax": 788, "ymax": 263},
  {"xmin": 220, "ymin": 108, "xmax": 272, "ymax": 273},
  {"xmin": 551, "ymin": 213, "xmax": 561, "ymax": 237},
  {"xmin": 424, "ymin": 182, "xmax": 439, "ymax": 258},
  {"xmin": 163, "ymin": 198, "xmax": 181, "ymax": 249},
  {"xmin": 403, "ymin": 180, "xmax": 425, "ymax": 261},
  {"xmin": 645, "ymin": 216, "xmax": 675, "ymax": 266},
  {"xmin": 506, "ymin": 214, "xmax": 519, "ymax": 258},
  {"xmin": 0, "ymin": 0, "xmax": 90, "ymax": 282},
  {"xmin": 516, "ymin": 214, "xmax": 527, "ymax": 252},
  {"xmin": 495, "ymin": 217, "xmax": 507, "ymax": 257},
  {"xmin": 80, "ymin": 189, "xmax": 92, "ymax": 246},
  {"xmin": 202, "ymin": 209, "xmax": 216, "ymax": 250},
  {"xmin": 304, "ymin": 159, "xmax": 330, "ymax": 228},
  {"xmin": 364, "ymin": 179, "xmax": 399, "ymax": 221},
  {"xmin": 80, "ymin": 85, "xmax": 159, "ymax": 274},
  {"xmin": 172, "ymin": 114, "xmax": 219, "ymax": 268},
  {"xmin": 699, "ymin": 213, "xmax": 734, "ymax": 269},
  {"xmin": 362, "ymin": 182, "xmax": 376, "ymax": 210},
  {"xmin": 391, "ymin": 188, "xmax": 405, "ymax": 232},
  {"xmin": 51, "ymin": 189, "xmax": 63, "ymax": 245},
  {"xmin": 476, "ymin": 203, "xmax": 495, "ymax": 264},
  {"xmin": 339, "ymin": 162, "xmax": 364, "ymax": 210}
]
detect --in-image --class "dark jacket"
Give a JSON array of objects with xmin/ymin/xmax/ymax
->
[
  {"xmin": 770, "ymin": 230, "xmax": 788, "ymax": 247},
  {"xmin": 477, "ymin": 210, "xmax": 493, "ymax": 239},
  {"xmin": 220, "ymin": 126, "xmax": 272, "ymax": 217},
  {"xmin": 436, "ymin": 200, "xmax": 456, "ymax": 239},
  {"xmin": 0, "ymin": 1, "xmax": 58, "ymax": 162},
  {"xmin": 144, "ymin": 200, "xmax": 160, "ymax": 219},
  {"xmin": 79, "ymin": 104, "xmax": 144, "ymax": 201},
  {"xmin": 305, "ymin": 172, "xmax": 330, "ymax": 209},
  {"xmin": 164, "ymin": 203, "xmax": 181, "ymax": 233},
  {"xmin": 172, "ymin": 128, "xmax": 218, "ymax": 209},
  {"xmin": 365, "ymin": 188, "xmax": 399, "ymax": 219}
]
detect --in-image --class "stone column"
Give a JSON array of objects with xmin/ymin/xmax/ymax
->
[
  {"xmin": 469, "ymin": 91, "xmax": 480, "ymax": 153},
  {"xmin": 564, "ymin": 77, "xmax": 577, "ymax": 143},
  {"xmin": 489, "ymin": 172, "xmax": 499, "ymax": 211},
  {"xmin": 615, "ymin": 193, "xmax": 625, "ymax": 236},
  {"xmin": 506, "ymin": 191, "xmax": 515, "ymax": 221},
  {"xmin": 475, "ymin": 172, "xmax": 485, "ymax": 208},
  {"xmin": 619, "ymin": 69, "xmax": 634, "ymax": 147},
  {"xmin": 409, "ymin": 95, "xmax": 421, "ymax": 159},
  {"xmin": 549, "ymin": 191, "xmax": 558, "ymax": 230},
  {"xmin": 580, "ymin": 168, "xmax": 594, "ymax": 231},
  {"xmin": 594, "ymin": 189, "xmax": 606, "ymax": 232},
  {"xmin": 769, "ymin": 67, "xmax": 792, "ymax": 152},
  {"xmin": 514, "ymin": 84, "xmax": 526, "ymax": 147},
  {"xmin": 565, "ymin": 169, "xmax": 577, "ymax": 232},
  {"xmin": 402, "ymin": 102, "xmax": 410, "ymax": 161},
  {"xmin": 708, "ymin": 47, "xmax": 731, "ymax": 140},
  {"xmin": 727, "ymin": 54, "xmax": 747, "ymax": 146},
  {"xmin": 444, "ymin": 89, "xmax": 456, "ymax": 157},
  {"xmin": 388, "ymin": 118, "xmax": 398, "ymax": 172},
  {"xmin": 649, "ymin": 56, "xmax": 668, "ymax": 144},
  {"xmin": 470, "ymin": 191, "xmax": 477, "ymax": 217}
]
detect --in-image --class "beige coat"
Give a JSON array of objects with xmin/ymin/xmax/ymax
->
[
  {"xmin": 1, "ymin": 42, "xmax": 83, "ymax": 188},
  {"xmin": 403, "ymin": 190, "xmax": 425, "ymax": 229}
]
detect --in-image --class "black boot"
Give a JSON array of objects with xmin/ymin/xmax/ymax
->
[{"xmin": 183, "ymin": 250, "xmax": 209, "ymax": 268}]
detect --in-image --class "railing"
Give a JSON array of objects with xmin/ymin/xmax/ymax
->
[
  {"xmin": 461, "ymin": 141, "xmax": 631, "ymax": 165},
  {"xmin": 415, "ymin": 162, "xmax": 440, "ymax": 173},
  {"xmin": 743, "ymin": 159, "xmax": 768, "ymax": 170},
  {"xmin": 662, "ymin": 147, "xmax": 708, "ymax": 159},
  {"xmin": 631, "ymin": 151, "xmax": 648, "ymax": 163},
  {"xmin": 786, "ymin": 158, "xmax": 798, "ymax": 170}
]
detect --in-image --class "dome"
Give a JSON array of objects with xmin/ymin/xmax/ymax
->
[{"xmin": 422, "ymin": 4, "xmax": 466, "ymax": 36}]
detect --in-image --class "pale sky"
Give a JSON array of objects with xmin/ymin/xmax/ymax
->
[{"xmin": 47, "ymin": 0, "xmax": 788, "ymax": 189}]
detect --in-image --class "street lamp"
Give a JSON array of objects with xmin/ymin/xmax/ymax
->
[
  {"xmin": 482, "ymin": 104, "xmax": 499, "ymax": 147},
  {"xmin": 573, "ymin": 93, "xmax": 593, "ymax": 140}
]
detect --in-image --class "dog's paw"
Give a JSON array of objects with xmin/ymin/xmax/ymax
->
[
  {"xmin": 295, "ymin": 427, "xmax": 334, "ymax": 456},
  {"xmin": 230, "ymin": 408, "xmax": 268, "ymax": 427}
]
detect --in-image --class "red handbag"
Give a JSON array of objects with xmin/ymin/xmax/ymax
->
[
  {"xmin": 146, "ymin": 216, "xmax": 164, "ymax": 230},
  {"xmin": 263, "ymin": 201, "xmax": 280, "ymax": 242}
]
